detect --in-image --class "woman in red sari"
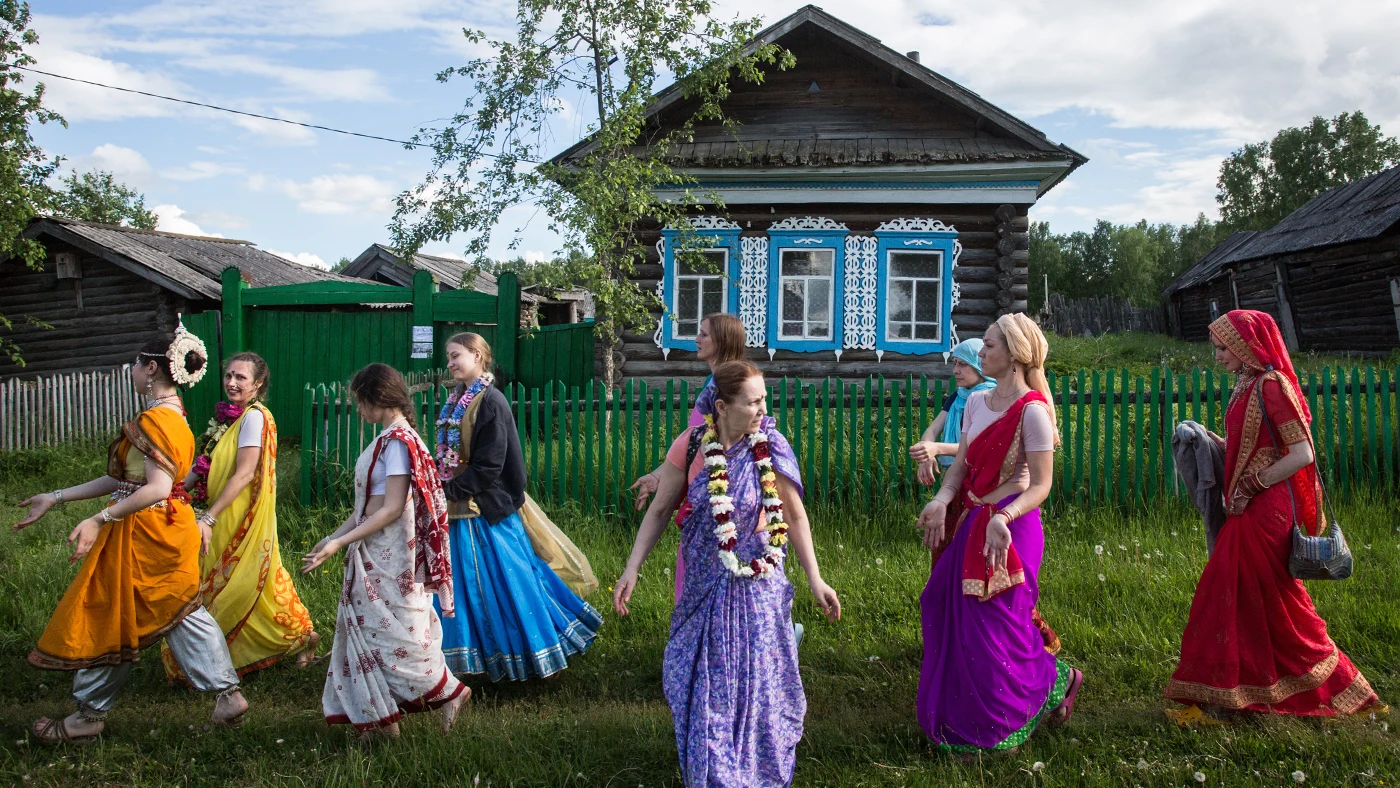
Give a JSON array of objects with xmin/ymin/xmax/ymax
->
[{"xmin": 1164, "ymin": 310, "xmax": 1380, "ymax": 721}]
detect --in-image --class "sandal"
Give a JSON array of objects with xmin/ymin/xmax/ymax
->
[
  {"xmin": 440, "ymin": 686, "xmax": 471, "ymax": 734},
  {"xmin": 295, "ymin": 632, "xmax": 323, "ymax": 669},
  {"xmin": 1051, "ymin": 668, "xmax": 1084, "ymax": 724},
  {"xmin": 32, "ymin": 716, "xmax": 100, "ymax": 746}
]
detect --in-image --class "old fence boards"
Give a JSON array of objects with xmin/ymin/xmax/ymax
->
[
  {"xmin": 300, "ymin": 367, "xmax": 1400, "ymax": 510},
  {"xmin": 1, "ymin": 366, "xmax": 142, "ymax": 451},
  {"xmin": 1043, "ymin": 294, "xmax": 1164, "ymax": 337}
]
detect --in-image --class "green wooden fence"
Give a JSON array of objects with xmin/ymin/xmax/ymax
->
[
  {"xmin": 179, "ymin": 267, "xmax": 594, "ymax": 440},
  {"xmin": 300, "ymin": 367, "xmax": 1400, "ymax": 510}
]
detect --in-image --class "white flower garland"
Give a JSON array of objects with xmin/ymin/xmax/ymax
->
[
  {"xmin": 167, "ymin": 324, "xmax": 209, "ymax": 387},
  {"xmin": 702, "ymin": 414, "xmax": 790, "ymax": 579}
]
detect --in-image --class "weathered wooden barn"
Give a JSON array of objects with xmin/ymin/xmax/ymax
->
[
  {"xmin": 1162, "ymin": 230, "xmax": 1260, "ymax": 341},
  {"xmin": 1165, "ymin": 165, "xmax": 1400, "ymax": 351},
  {"xmin": 342, "ymin": 243, "xmax": 593, "ymax": 325},
  {"xmin": 550, "ymin": 5, "xmax": 1086, "ymax": 383},
  {"xmin": 0, "ymin": 217, "xmax": 354, "ymax": 379}
]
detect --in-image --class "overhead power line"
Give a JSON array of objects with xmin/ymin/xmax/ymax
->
[{"xmin": 10, "ymin": 64, "xmax": 430, "ymax": 148}]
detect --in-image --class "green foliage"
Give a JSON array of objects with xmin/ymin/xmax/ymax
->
[
  {"xmin": 1218, "ymin": 111, "xmax": 1400, "ymax": 232},
  {"xmin": 1044, "ymin": 331, "xmax": 1398, "ymax": 378},
  {"xmin": 1029, "ymin": 215, "xmax": 1228, "ymax": 309},
  {"xmin": 391, "ymin": 0, "xmax": 793, "ymax": 386},
  {"xmin": 1, "ymin": 444, "xmax": 1398, "ymax": 784},
  {"xmin": 330, "ymin": 256, "xmax": 353, "ymax": 273},
  {"xmin": 477, "ymin": 248, "xmax": 594, "ymax": 291},
  {"xmin": 0, "ymin": 1, "xmax": 64, "ymax": 368},
  {"xmin": 48, "ymin": 170, "xmax": 157, "ymax": 230}
]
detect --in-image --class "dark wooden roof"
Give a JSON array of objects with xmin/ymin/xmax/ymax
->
[
  {"xmin": 550, "ymin": 5, "xmax": 1085, "ymax": 192},
  {"xmin": 1162, "ymin": 230, "xmax": 1260, "ymax": 296},
  {"xmin": 1218, "ymin": 165, "xmax": 1400, "ymax": 263},
  {"xmin": 342, "ymin": 243, "xmax": 498, "ymax": 293},
  {"xmin": 19, "ymin": 216, "xmax": 357, "ymax": 301}
]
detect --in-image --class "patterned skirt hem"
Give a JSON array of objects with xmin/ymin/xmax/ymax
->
[
  {"xmin": 444, "ymin": 613, "xmax": 600, "ymax": 681},
  {"xmin": 934, "ymin": 660, "xmax": 1072, "ymax": 754},
  {"xmin": 324, "ymin": 669, "xmax": 462, "ymax": 732}
]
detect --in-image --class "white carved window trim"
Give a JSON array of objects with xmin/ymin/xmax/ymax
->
[
  {"xmin": 738, "ymin": 236, "xmax": 768, "ymax": 347},
  {"xmin": 842, "ymin": 235, "xmax": 878, "ymax": 351}
]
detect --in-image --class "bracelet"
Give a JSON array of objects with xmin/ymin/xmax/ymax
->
[
  {"xmin": 98, "ymin": 508, "xmax": 115, "ymax": 524},
  {"xmin": 51, "ymin": 489, "xmax": 65, "ymax": 504},
  {"xmin": 1239, "ymin": 469, "xmax": 1270, "ymax": 497},
  {"xmin": 198, "ymin": 511, "xmax": 218, "ymax": 527},
  {"xmin": 1001, "ymin": 504, "xmax": 1020, "ymax": 522}
]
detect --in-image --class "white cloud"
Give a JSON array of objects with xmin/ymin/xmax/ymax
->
[
  {"xmin": 160, "ymin": 160, "xmax": 245, "ymax": 181},
  {"xmin": 74, "ymin": 144, "xmax": 153, "ymax": 185},
  {"xmin": 267, "ymin": 249, "xmax": 329, "ymax": 270},
  {"xmin": 278, "ymin": 173, "xmax": 399, "ymax": 214},
  {"xmin": 153, "ymin": 204, "xmax": 221, "ymax": 237},
  {"xmin": 185, "ymin": 209, "xmax": 250, "ymax": 230},
  {"xmin": 522, "ymin": 250, "xmax": 549, "ymax": 263}
]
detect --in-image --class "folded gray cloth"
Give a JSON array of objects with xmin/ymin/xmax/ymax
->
[{"xmin": 1173, "ymin": 421, "xmax": 1226, "ymax": 555}]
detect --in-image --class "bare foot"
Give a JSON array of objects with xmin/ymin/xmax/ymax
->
[
  {"xmin": 212, "ymin": 688, "xmax": 249, "ymax": 728},
  {"xmin": 440, "ymin": 686, "xmax": 471, "ymax": 734},
  {"xmin": 296, "ymin": 631, "xmax": 322, "ymax": 668},
  {"xmin": 358, "ymin": 722, "xmax": 401, "ymax": 746}
]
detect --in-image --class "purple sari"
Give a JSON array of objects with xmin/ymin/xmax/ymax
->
[
  {"xmin": 663, "ymin": 416, "xmax": 805, "ymax": 787},
  {"xmin": 916, "ymin": 494, "xmax": 1070, "ymax": 751}
]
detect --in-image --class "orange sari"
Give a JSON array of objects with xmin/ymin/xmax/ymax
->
[{"xmin": 28, "ymin": 407, "xmax": 202, "ymax": 670}]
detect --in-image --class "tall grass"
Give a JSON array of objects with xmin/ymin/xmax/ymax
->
[{"xmin": 0, "ymin": 444, "xmax": 1397, "ymax": 785}]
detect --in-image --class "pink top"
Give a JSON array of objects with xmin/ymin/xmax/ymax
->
[{"xmin": 961, "ymin": 390, "xmax": 1056, "ymax": 486}]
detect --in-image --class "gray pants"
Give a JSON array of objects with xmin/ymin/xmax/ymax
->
[{"xmin": 72, "ymin": 606, "xmax": 238, "ymax": 717}]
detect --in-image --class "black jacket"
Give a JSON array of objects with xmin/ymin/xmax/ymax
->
[{"xmin": 441, "ymin": 387, "xmax": 526, "ymax": 525}]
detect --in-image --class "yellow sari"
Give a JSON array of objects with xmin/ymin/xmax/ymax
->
[
  {"xmin": 163, "ymin": 402, "xmax": 313, "ymax": 678},
  {"xmin": 29, "ymin": 407, "xmax": 202, "ymax": 670}
]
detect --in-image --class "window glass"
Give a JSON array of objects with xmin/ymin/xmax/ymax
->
[
  {"xmin": 886, "ymin": 250, "xmax": 943, "ymax": 343},
  {"xmin": 673, "ymin": 248, "xmax": 727, "ymax": 339},
  {"xmin": 779, "ymin": 248, "xmax": 835, "ymax": 340}
]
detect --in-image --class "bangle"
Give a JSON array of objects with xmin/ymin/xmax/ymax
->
[
  {"xmin": 198, "ymin": 511, "xmax": 217, "ymax": 527},
  {"xmin": 51, "ymin": 489, "xmax": 65, "ymax": 504},
  {"xmin": 98, "ymin": 508, "xmax": 115, "ymax": 524},
  {"xmin": 1240, "ymin": 469, "xmax": 1270, "ymax": 497},
  {"xmin": 1001, "ymin": 504, "xmax": 1019, "ymax": 522}
]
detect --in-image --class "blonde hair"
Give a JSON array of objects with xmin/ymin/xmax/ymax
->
[
  {"xmin": 703, "ymin": 313, "xmax": 747, "ymax": 365},
  {"xmin": 446, "ymin": 332, "xmax": 493, "ymax": 373},
  {"xmin": 994, "ymin": 313, "xmax": 1057, "ymax": 437}
]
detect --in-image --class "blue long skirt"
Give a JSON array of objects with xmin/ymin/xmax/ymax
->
[{"xmin": 435, "ymin": 512, "xmax": 601, "ymax": 681}]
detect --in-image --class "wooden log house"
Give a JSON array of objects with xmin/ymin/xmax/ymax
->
[
  {"xmin": 550, "ymin": 5, "xmax": 1086, "ymax": 384},
  {"xmin": 0, "ymin": 216, "xmax": 357, "ymax": 379},
  {"xmin": 1164, "ymin": 165, "xmax": 1400, "ymax": 351}
]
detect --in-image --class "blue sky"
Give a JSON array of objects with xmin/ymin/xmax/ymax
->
[{"xmin": 30, "ymin": 0, "xmax": 1400, "ymax": 269}]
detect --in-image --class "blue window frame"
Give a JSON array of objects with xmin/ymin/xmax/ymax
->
[
  {"xmin": 659, "ymin": 224, "xmax": 741, "ymax": 352},
  {"xmin": 874, "ymin": 227, "xmax": 958, "ymax": 355},
  {"xmin": 766, "ymin": 222, "xmax": 846, "ymax": 353}
]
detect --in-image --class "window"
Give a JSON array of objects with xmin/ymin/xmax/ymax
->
[
  {"xmin": 1209, "ymin": 300, "xmax": 1220, "ymax": 321},
  {"xmin": 779, "ymin": 249, "xmax": 834, "ymax": 339},
  {"xmin": 885, "ymin": 250, "xmax": 943, "ymax": 342},
  {"xmin": 673, "ymin": 249, "xmax": 727, "ymax": 338}
]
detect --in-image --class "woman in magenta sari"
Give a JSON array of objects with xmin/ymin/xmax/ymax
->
[
  {"xmin": 916, "ymin": 313, "xmax": 1082, "ymax": 753},
  {"xmin": 1163, "ymin": 310, "xmax": 1379, "ymax": 722}
]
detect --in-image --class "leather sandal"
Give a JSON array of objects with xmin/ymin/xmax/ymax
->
[{"xmin": 33, "ymin": 716, "xmax": 100, "ymax": 746}]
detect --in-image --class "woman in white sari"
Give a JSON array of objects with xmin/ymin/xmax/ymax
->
[{"xmin": 304, "ymin": 363, "xmax": 468, "ymax": 742}]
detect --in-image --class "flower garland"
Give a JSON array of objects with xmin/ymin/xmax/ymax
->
[
  {"xmin": 189, "ymin": 400, "xmax": 246, "ymax": 506},
  {"xmin": 167, "ymin": 324, "xmax": 209, "ymax": 387},
  {"xmin": 435, "ymin": 374, "xmax": 493, "ymax": 480},
  {"xmin": 702, "ymin": 414, "xmax": 790, "ymax": 579}
]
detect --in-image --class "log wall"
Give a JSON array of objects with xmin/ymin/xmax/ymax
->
[
  {"xmin": 0, "ymin": 238, "xmax": 208, "ymax": 379},
  {"xmin": 615, "ymin": 202, "xmax": 1030, "ymax": 384}
]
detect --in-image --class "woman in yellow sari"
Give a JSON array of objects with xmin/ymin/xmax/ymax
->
[
  {"xmin": 168, "ymin": 351, "xmax": 317, "ymax": 679},
  {"xmin": 12, "ymin": 331, "xmax": 249, "ymax": 744}
]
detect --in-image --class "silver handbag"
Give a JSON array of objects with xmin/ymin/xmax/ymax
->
[{"xmin": 1255, "ymin": 383, "xmax": 1352, "ymax": 581}]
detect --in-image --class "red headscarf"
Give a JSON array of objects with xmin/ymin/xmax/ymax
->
[{"xmin": 1208, "ymin": 310, "xmax": 1310, "ymax": 423}]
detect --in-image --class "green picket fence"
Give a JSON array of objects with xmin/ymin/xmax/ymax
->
[{"xmin": 300, "ymin": 367, "xmax": 1400, "ymax": 511}]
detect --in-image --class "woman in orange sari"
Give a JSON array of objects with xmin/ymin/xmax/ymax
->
[
  {"xmin": 1164, "ymin": 310, "xmax": 1380, "ymax": 720},
  {"xmin": 11, "ymin": 331, "xmax": 249, "ymax": 744}
]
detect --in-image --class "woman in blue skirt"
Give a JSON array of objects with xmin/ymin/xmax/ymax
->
[{"xmin": 432, "ymin": 332, "xmax": 601, "ymax": 680}]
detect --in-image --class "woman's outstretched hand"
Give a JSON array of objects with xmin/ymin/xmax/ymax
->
[
  {"xmin": 302, "ymin": 537, "xmax": 341, "ymax": 573},
  {"xmin": 809, "ymin": 578, "xmax": 841, "ymax": 623},
  {"xmin": 12, "ymin": 493, "xmax": 56, "ymax": 532},
  {"xmin": 628, "ymin": 474, "xmax": 659, "ymax": 512},
  {"xmin": 613, "ymin": 568, "xmax": 639, "ymax": 616},
  {"xmin": 67, "ymin": 517, "xmax": 101, "ymax": 564},
  {"xmin": 918, "ymin": 499, "xmax": 948, "ymax": 551},
  {"xmin": 983, "ymin": 514, "xmax": 1013, "ymax": 573},
  {"xmin": 916, "ymin": 460, "xmax": 940, "ymax": 487}
]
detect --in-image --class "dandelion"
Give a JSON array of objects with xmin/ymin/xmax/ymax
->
[
  {"xmin": 15, "ymin": 740, "xmax": 24, "ymax": 747},
  {"xmin": 875, "ymin": 558, "xmax": 884, "ymax": 565},
  {"xmin": 1194, "ymin": 771, "xmax": 1206, "ymax": 783},
  {"xmin": 1137, "ymin": 759, "xmax": 1149, "ymax": 771},
  {"xmin": 1032, "ymin": 762, "xmax": 1045, "ymax": 772},
  {"xmin": 1095, "ymin": 545, "xmax": 1104, "ymax": 556},
  {"xmin": 276, "ymin": 739, "xmax": 285, "ymax": 745},
  {"xmin": 1119, "ymin": 544, "xmax": 1127, "ymax": 551},
  {"xmin": 1292, "ymin": 771, "xmax": 1306, "ymax": 784},
  {"xmin": 838, "ymin": 544, "xmax": 844, "ymax": 550},
  {"xmin": 1171, "ymin": 531, "xmax": 1178, "ymax": 537},
  {"xmin": 1098, "ymin": 573, "xmax": 1106, "ymax": 582},
  {"xmin": 1382, "ymin": 722, "xmax": 1389, "ymax": 733}
]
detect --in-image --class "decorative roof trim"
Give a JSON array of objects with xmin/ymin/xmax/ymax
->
[
  {"xmin": 768, "ymin": 216, "xmax": 848, "ymax": 232},
  {"xmin": 875, "ymin": 218, "xmax": 959, "ymax": 233},
  {"xmin": 664, "ymin": 216, "xmax": 741, "ymax": 231}
]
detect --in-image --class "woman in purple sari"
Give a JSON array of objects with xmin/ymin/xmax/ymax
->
[
  {"xmin": 615, "ymin": 361, "xmax": 841, "ymax": 787},
  {"xmin": 915, "ymin": 314, "xmax": 1083, "ymax": 754}
]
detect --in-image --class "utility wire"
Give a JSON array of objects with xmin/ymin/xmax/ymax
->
[{"xmin": 11, "ymin": 64, "xmax": 431, "ymax": 148}]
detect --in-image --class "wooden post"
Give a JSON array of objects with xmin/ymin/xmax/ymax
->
[
  {"xmin": 411, "ymin": 268, "xmax": 435, "ymax": 374},
  {"xmin": 1274, "ymin": 263, "xmax": 1300, "ymax": 350},
  {"xmin": 1390, "ymin": 277, "xmax": 1400, "ymax": 343},
  {"xmin": 220, "ymin": 267, "xmax": 246, "ymax": 356},
  {"xmin": 496, "ymin": 271, "xmax": 520, "ymax": 383}
]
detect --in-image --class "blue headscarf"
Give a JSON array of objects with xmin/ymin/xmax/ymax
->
[{"xmin": 938, "ymin": 338, "xmax": 997, "ymax": 466}]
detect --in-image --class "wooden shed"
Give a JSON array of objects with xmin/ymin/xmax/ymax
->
[
  {"xmin": 550, "ymin": 4, "xmax": 1085, "ymax": 384},
  {"xmin": 1162, "ymin": 230, "xmax": 1260, "ymax": 341},
  {"xmin": 0, "ymin": 216, "xmax": 354, "ymax": 379},
  {"xmin": 1164, "ymin": 165, "xmax": 1400, "ymax": 351}
]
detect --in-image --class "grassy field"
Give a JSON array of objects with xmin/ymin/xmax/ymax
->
[
  {"xmin": 1044, "ymin": 332, "xmax": 1400, "ymax": 377},
  {"xmin": 1, "ymin": 443, "xmax": 1398, "ymax": 786}
]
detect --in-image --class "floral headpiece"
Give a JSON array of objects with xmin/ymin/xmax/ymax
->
[{"xmin": 141, "ymin": 323, "xmax": 209, "ymax": 387}]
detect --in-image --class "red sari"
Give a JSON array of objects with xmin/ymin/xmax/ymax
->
[{"xmin": 1164, "ymin": 311, "xmax": 1377, "ymax": 716}]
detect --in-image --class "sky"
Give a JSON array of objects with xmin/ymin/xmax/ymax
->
[{"xmin": 27, "ymin": 0, "xmax": 1400, "ymax": 270}]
